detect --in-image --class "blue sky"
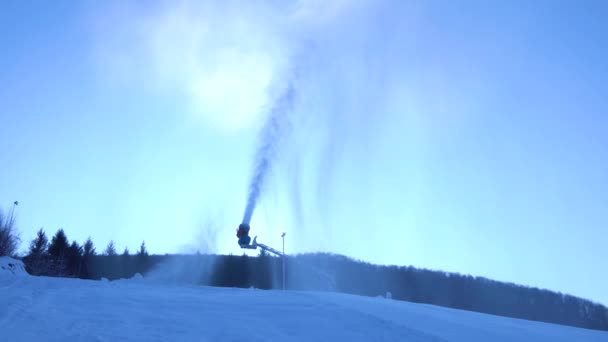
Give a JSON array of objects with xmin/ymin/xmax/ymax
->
[{"xmin": 1, "ymin": 1, "xmax": 607, "ymax": 304}]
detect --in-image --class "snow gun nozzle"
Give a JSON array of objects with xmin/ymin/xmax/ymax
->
[{"xmin": 237, "ymin": 223, "xmax": 252, "ymax": 247}]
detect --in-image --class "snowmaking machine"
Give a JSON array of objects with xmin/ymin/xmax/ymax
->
[
  {"xmin": 236, "ymin": 223, "xmax": 283, "ymax": 256},
  {"xmin": 236, "ymin": 223, "xmax": 252, "ymax": 247}
]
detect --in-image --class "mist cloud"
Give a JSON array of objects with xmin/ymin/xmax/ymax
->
[{"xmin": 88, "ymin": 0, "xmax": 472, "ymax": 251}]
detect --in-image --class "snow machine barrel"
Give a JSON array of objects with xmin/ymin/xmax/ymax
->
[{"xmin": 236, "ymin": 223, "xmax": 251, "ymax": 246}]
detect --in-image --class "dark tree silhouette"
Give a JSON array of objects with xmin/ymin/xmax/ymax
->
[
  {"xmin": 104, "ymin": 241, "xmax": 117, "ymax": 256},
  {"xmin": 24, "ymin": 228, "xmax": 50, "ymax": 275},
  {"xmin": 253, "ymin": 249, "xmax": 272, "ymax": 289},
  {"xmin": 0, "ymin": 207, "xmax": 20, "ymax": 256},
  {"xmin": 47, "ymin": 229, "xmax": 70, "ymax": 275},
  {"xmin": 66, "ymin": 241, "xmax": 83, "ymax": 276},
  {"xmin": 137, "ymin": 241, "xmax": 148, "ymax": 255},
  {"xmin": 102, "ymin": 240, "xmax": 120, "ymax": 279},
  {"xmin": 135, "ymin": 241, "xmax": 149, "ymax": 274},
  {"xmin": 48, "ymin": 229, "xmax": 69, "ymax": 258},
  {"xmin": 80, "ymin": 237, "xmax": 96, "ymax": 279},
  {"xmin": 28, "ymin": 228, "xmax": 48, "ymax": 256},
  {"xmin": 121, "ymin": 247, "xmax": 133, "ymax": 278}
]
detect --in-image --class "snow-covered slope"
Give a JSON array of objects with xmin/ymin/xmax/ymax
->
[{"xmin": 1, "ymin": 259, "xmax": 607, "ymax": 342}]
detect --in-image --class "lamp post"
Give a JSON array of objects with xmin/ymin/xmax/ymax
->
[
  {"xmin": 281, "ymin": 232, "xmax": 286, "ymax": 290},
  {"xmin": 9, "ymin": 201, "xmax": 18, "ymax": 223}
]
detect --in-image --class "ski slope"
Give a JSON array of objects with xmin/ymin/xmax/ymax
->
[{"xmin": 1, "ymin": 257, "xmax": 607, "ymax": 342}]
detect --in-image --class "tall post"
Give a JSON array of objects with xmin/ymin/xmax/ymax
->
[
  {"xmin": 8, "ymin": 201, "xmax": 18, "ymax": 224},
  {"xmin": 281, "ymin": 232, "xmax": 286, "ymax": 290}
]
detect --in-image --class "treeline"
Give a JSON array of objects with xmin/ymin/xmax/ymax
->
[
  {"xmin": 287, "ymin": 253, "xmax": 608, "ymax": 331},
  {"xmin": 18, "ymin": 228, "xmax": 608, "ymax": 332},
  {"xmin": 22, "ymin": 228, "xmax": 151, "ymax": 280},
  {"xmin": 203, "ymin": 253, "xmax": 608, "ymax": 331},
  {"xmin": 209, "ymin": 250, "xmax": 277, "ymax": 289}
]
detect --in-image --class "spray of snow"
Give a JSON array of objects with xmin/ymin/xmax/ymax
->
[
  {"xmin": 88, "ymin": 0, "xmax": 428, "ymax": 254},
  {"xmin": 146, "ymin": 217, "xmax": 221, "ymax": 284},
  {"xmin": 242, "ymin": 83, "xmax": 296, "ymax": 225}
]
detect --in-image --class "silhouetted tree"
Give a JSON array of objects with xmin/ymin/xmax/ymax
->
[
  {"xmin": 28, "ymin": 228, "xmax": 48, "ymax": 256},
  {"xmin": 135, "ymin": 241, "xmax": 149, "ymax": 274},
  {"xmin": 237, "ymin": 253, "xmax": 251, "ymax": 288},
  {"xmin": 253, "ymin": 249, "xmax": 272, "ymax": 289},
  {"xmin": 121, "ymin": 247, "xmax": 133, "ymax": 278},
  {"xmin": 48, "ymin": 229, "xmax": 69, "ymax": 258},
  {"xmin": 66, "ymin": 241, "xmax": 83, "ymax": 276},
  {"xmin": 47, "ymin": 229, "xmax": 69, "ymax": 275},
  {"xmin": 138, "ymin": 241, "xmax": 148, "ymax": 255},
  {"xmin": 104, "ymin": 241, "xmax": 117, "ymax": 256},
  {"xmin": 24, "ymin": 228, "xmax": 50, "ymax": 275},
  {"xmin": 80, "ymin": 237, "xmax": 96, "ymax": 279},
  {"xmin": 102, "ymin": 240, "xmax": 121, "ymax": 279},
  {"xmin": 0, "ymin": 207, "xmax": 20, "ymax": 257},
  {"xmin": 83, "ymin": 237, "xmax": 96, "ymax": 256}
]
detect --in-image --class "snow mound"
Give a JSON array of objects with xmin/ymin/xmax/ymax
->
[{"xmin": 0, "ymin": 257, "xmax": 28, "ymax": 277}]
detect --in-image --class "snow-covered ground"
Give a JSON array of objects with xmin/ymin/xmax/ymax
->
[{"xmin": 1, "ymin": 257, "xmax": 607, "ymax": 342}]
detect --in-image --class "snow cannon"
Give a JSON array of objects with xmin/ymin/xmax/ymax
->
[{"xmin": 237, "ymin": 223, "xmax": 251, "ymax": 246}]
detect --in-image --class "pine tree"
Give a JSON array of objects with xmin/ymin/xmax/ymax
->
[
  {"xmin": 83, "ymin": 237, "xmax": 96, "ymax": 256},
  {"xmin": 28, "ymin": 228, "xmax": 48, "ymax": 256},
  {"xmin": 121, "ymin": 247, "xmax": 132, "ymax": 278},
  {"xmin": 47, "ymin": 229, "xmax": 69, "ymax": 275},
  {"xmin": 103, "ymin": 240, "xmax": 120, "ymax": 279},
  {"xmin": 254, "ymin": 249, "xmax": 272, "ymax": 289},
  {"xmin": 48, "ymin": 229, "xmax": 69, "ymax": 258},
  {"xmin": 136, "ymin": 241, "xmax": 149, "ymax": 275},
  {"xmin": 137, "ymin": 241, "xmax": 148, "ymax": 256},
  {"xmin": 25, "ymin": 228, "xmax": 50, "ymax": 275},
  {"xmin": 66, "ymin": 241, "xmax": 83, "ymax": 276},
  {"xmin": 104, "ymin": 241, "xmax": 117, "ymax": 256},
  {"xmin": 80, "ymin": 237, "xmax": 96, "ymax": 279}
]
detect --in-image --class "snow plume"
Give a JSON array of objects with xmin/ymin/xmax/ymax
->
[
  {"xmin": 88, "ymin": 0, "xmax": 432, "ymax": 253},
  {"xmin": 88, "ymin": 0, "xmax": 294, "ymax": 132},
  {"xmin": 146, "ymin": 217, "xmax": 221, "ymax": 284},
  {"xmin": 242, "ymin": 83, "xmax": 296, "ymax": 225}
]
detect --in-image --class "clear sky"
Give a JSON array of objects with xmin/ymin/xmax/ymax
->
[{"xmin": 1, "ymin": 1, "xmax": 607, "ymax": 305}]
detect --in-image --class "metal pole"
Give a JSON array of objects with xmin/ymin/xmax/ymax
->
[
  {"xmin": 281, "ymin": 232, "xmax": 286, "ymax": 290},
  {"xmin": 8, "ymin": 201, "xmax": 18, "ymax": 224}
]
